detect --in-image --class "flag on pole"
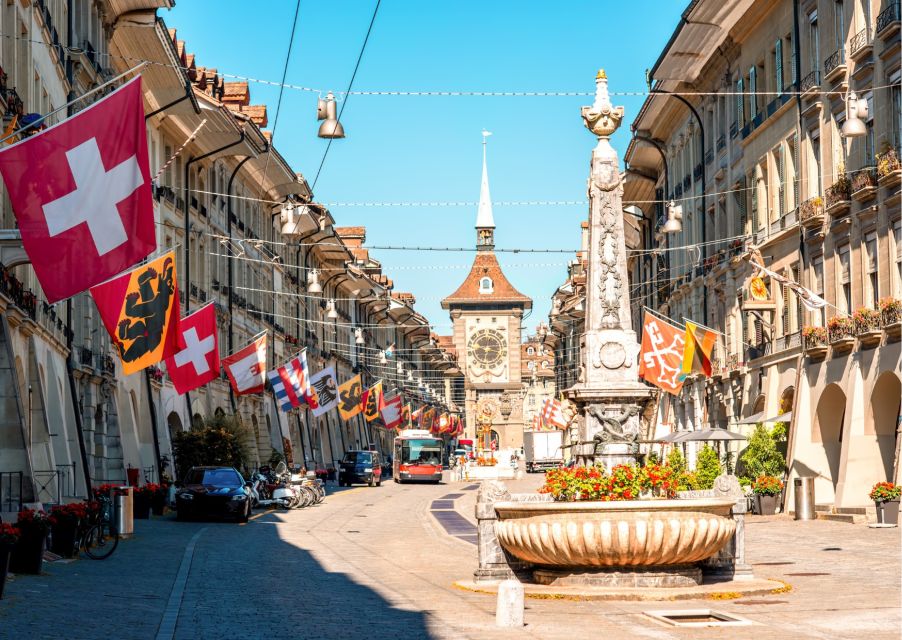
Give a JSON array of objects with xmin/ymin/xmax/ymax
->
[
  {"xmin": 638, "ymin": 311, "xmax": 686, "ymax": 395},
  {"xmin": 401, "ymin": 404, "xmax": 412, "ymax": 428},
  {"xmin": 0, "ymin": 76, "xmax": 155, "ymax": 303},
  {"xmin": 223, "ymin": 333, "xmax": 267, "ymax": 395},
  {"xmin": 438, "ymin": 412, "xmax": 451, "ymax": 434},
  {"xmin": 410, "ymin": 405, "xmax": 423, "ymax": 427},
  {"xmin": 267, "ymin": 353, "xmax": 309, "ymax": 412},
  {"xmin": 90, "ymin": 251, "xmax": 180, "ymax": 376},
  {"xmin": 755, "ymin": 264, "xmax": 828, "ymax": 310},
  {"xmin": 306, "ymin": 367, "xmax": 339, "ymax": 417},
  {"xmin": 164, "ymin": 303, "xmax": 218, "ymax": 394},
  {"xmin": 361, "ymin": 381, "xmax": 385, "ymax": 423},
  {"xmin": 542, "ymin": 398, "xmax": 568, "ymax": 430},
  {"xmin": 337, "ymin": 374, "xmax": 364, "ymax": 420},
  {"xmin": 680, "ymin": 321, "xmax": 717, "ymax": 378},
  {"xmin": 381, "ymin": 394, "xmax": 403, "ymax": 430}
]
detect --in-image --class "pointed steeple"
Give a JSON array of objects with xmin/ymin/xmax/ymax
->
[{"xmin": 475, "ymin": 130, "xmax": 495, "ymax": 250}]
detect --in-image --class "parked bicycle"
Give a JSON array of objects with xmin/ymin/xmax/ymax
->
[{"xmin": 78, "ymin": 494, "xmax": 119, "ymax": 560}]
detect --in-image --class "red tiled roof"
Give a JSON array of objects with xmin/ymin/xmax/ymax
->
[
  {"xmin": 442, "ymin": 251, "xmax": 532, "ymax": 308},
  {"xmin": 238, "ymin": 104, "xmax": 267, "ymax": 127},
  {"xmin": 393, "ymin": 292, "xmax": 416, "ymax": 305},
  {"xmin": 336, "ymin": 226, "xmax": 366, "ymax": 238},
  {"xmin": 222, "ymin": 82, "xmax": 249, "ymax": 104}
]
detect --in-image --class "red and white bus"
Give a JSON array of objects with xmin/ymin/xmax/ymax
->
[{"xmin": 392, "ymin": 430, "xmax": 443, "ymax": 484}]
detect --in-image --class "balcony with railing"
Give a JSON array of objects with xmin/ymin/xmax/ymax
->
[
  {"xmin": 800, "ymin": 70, "xmax": 820, "ymax": 98},
  {"xmin": 716, "ymin": 134, "xmax": 726, "ymax": 152},
  {"xmin": 0, "ymin": 263, "xmax": 37, "ymax": 320},
  {"xmin": 876, "ymin": 1, "xmax": 901, "ymax": 38},
  {"xmin": 704, "ymin": 148, "xmax": 714, "ymax": 165},
  {"xmin": 799, "ymin": 196, "xmax": 825, "ymax": 228},
  {"xmin": 825, "ymin": 175, "xmax": 852, "ymax": 216},
  {"xmin": 824, "ymin": 48, "xmax": 846, "ymax": 83},
  {"xmin": 849, "ymin": 27, "xmax": 873, "ymax": 61},
  {"xmin": 850, "ymin": 168, "xmax": 878, "ymax": 202}
]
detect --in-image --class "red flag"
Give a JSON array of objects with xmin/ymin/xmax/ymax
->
[
  {"xmin": 638, "ymin": 311, "xmax": 686, "ymax": 395},
  {"xmin": 380, "ymin": 394, "xmax": 403, "ymax": 430},
  {"xmin": 223, "ymin": 333, "xmax": 267, "ymax": 395},
  {"xmin": 164, "ymin": 303, "xmax": 219, "ymax": 394},
  {"xmin": 90, "ymin": 251, "xmax": 180, "ymax": 375},
  {"xmin": 0, "ymin": 77, "xmax": 154, "ymax": 303}
]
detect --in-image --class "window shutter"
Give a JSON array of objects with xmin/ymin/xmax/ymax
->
[
  {"xmin": 782, "ymin": 273, "xmax": 790, "ymax": 333},
  {"xmin": 789, "ymin": 33, "xmax": 797, "ymax": 85},
  {"xmin": 777, "ymin": 146, "xmax": 785, "ymax": 215},
  {"xmin": 737, "ymin": 176, "xmax": 748, "ymax": 232},
  {"xmin": 749, "ymin": 67, "xmax": 757, "ymax": 113},
  {"xmin": 775, "ymin": 39, "xmax": 784, "ymax": 93},
  {"xmin": 792, "ymin": 134, "xmax": 799, "ymax": 209},
  {"xmin": 735, "ymin": 78, "xmax": 744, "ymax": 125},
  {"xmin": 751, "ymin": 173, "xmax": 759, "ymax": 230}
]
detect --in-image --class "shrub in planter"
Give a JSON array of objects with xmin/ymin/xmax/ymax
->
[
  {"xmin": 9, "ymin": 509, "xmax": 50, "ymax": 574},
  {"xmin": 738, "ymin": 423, "xmax": 787, "ymax": 481},
  {"xmin": 852, "ymin": 307, "xmax": 881, "ymax": 334},
  {"xmin": 172, "ymin": 413, "xmax": 251, "ymax": 480},
  {"xmin": 827, "ymin": 315, "xmax": 854, "ymax": 341},
  {"xmin": 879, "ymin": 297, "xmax": 902, "ymax": 325},
  {"xmin": 48, "ymin": 503, "xmax": 88, "ymax": 557},
  {"xmin": 0, "ymin": 523, "xmax": 19, "ymax": 599},
  {"xmin": 869, "ymin": 482, "xmax": 901, "ymax": 525},
  {"xmin": 752, "ymin": 475, "xmax": 784, "ymax": 516}
]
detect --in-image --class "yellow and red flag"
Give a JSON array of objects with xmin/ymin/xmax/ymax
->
[
  {"xmin": 401, "ymin": 403, "xmax": 412, "ymax": 428},
  {"xmin": 337, "ymin": 374, "xmax": 363, "ymax": 420},
  {"xmin": 361, "ymin": 381, "xmax": 385, "ymax": 423},
  {"xmin": 680, "ymin": 321, "xmax": 717, "ymax": 379},
  {"xmin": 90, "ymin": 251, "xmax": 180, "ymax": 375}
]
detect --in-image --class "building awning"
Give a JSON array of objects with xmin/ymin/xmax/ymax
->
[
  {"xmin": 760, "ymin": 411, "xmax": 792, "ymax": 424},
  {"xmin": 736, "ymin": 411, "xmax": 765, "ymax": 425}
]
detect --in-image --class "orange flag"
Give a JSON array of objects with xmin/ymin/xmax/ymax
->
[
  {"xmin": 638, "ymin": 311, "xmax": 685, "ymax": 395},
  {"xmin": 680, "ymin": 321, "xmax": 717, "ymax": 379},
  {"xmin": 90, "ymin": 251, "xmax": 180, "ymax": 375}
]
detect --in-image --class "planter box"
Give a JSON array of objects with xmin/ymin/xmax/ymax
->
[
  {"xmin": 876, "ymin": 498, "xmax": 900, "ymax": 525},
  {"xmin": 756, "ymin": 494, "xmax": 778, "ymax": 515},
  {"xmin": 9, "ymin": 533, "xmax": 45, "ymax": 574},
  {"xmin": 878, "ymin": 169, "xmax": 901, "ymax": 189},
  {"xmin": 858, "ymin": 329, "xmax": 883, "ymax": 348},
  {"xmin": 830, "ymin": 336, "xmax": 855, "ymax": 353},
  {"xmin": 50, "ymin": 521, "xmax": 80, "ymax": 558}
]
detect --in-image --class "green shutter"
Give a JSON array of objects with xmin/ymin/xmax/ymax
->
[{"xmin": 775, "ymin": 39, "xmax": 784, "ymax": 94}]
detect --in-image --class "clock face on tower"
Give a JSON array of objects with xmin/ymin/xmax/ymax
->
[{"xmin": 468, "ymin": 329, "xmax": 507, "ymax": 368}]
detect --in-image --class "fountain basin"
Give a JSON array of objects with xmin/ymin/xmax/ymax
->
[{"xmin": 493, "ymin": 499, "xmax": 736, "ymax": 569}]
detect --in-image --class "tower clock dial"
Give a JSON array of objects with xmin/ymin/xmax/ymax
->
[{"xmin": 468, "ymin": 328, "xmax": 507, "ymax": 368}]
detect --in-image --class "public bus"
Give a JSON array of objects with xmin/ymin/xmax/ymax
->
[{"xmin": 392, "ymin": 429, "xmax": 444, "ymax": 484}]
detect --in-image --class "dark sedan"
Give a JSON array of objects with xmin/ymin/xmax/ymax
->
[{"xmin": 175, "ymin": 466, "xmax": 252, "ymax": 522}]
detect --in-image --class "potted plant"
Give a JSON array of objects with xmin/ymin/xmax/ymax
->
[
  {"xmin": 752, "ymin": 475, "xmax": 784, "ymax": 515},
  {"xmin": 148, "ymin": 483, "xmax": 168, "ymax": 516},
  {"xmin": 869, "ymin": 482, "xmax": 901, "ymax": 525},
  {"xmin": 802, "ymin": 325, "xmax": 828, "ymax": 348},
  {"xmin": 827, "ymin": 315, "xmax": 854, "ymax": 345},
  {"xmin": 9, "ymin": 509, "xmax": 50, "ymax": 574},
  {"xmin": 879, "ymin": 297, "xmax": 902, "ymax": 330},
  {"xmin": 48, "ymin": 503, "xmax": 88, "ymax": 558},
  {"xmin": 133, "ymin": 485, "xmax": 154, "ymax": 519},
  {"xmin": 0, "ymin": 523, "xmax": 18, "ymax": 599}
]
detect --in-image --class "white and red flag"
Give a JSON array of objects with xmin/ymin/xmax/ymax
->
[
  {"xmin": 223, "ymin": 333, "xmax": 267, "ymax": 396},
  {"xmin": 638, "ymin": 311, "xmax": 686, "ymax": 395},
  {"xmin": 0, "ymin": 76, "xmax": 154, "ymax": 303},
  {"xmin": 380, "ymin": 394, "xmax": 404, "ymax": 430},
  {"xmin": 267, "ymin": 352, "xmax": 310, "ymax": 412},
  {"xmin": 164, "ymin": 303, "xmax": 219, "ymax": 394},
  {"xmin": 541, "ymin": 398, "xmax": 568, "ymax": 430}
]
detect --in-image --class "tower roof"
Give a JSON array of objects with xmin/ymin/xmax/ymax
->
[
  {"xmin": 441, "ymin": 251, "xmax": 532, "ymax": 308},
  {"xmin": 475, "ymin": 132, "xmax": 495, "ymax": 229}
]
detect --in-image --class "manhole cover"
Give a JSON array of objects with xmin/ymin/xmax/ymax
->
[
  {"xmin": 734, "ymin": 600, "xmax": 788, "ymax": 606},
  {"xmin": 645, "ymin": 609, "xmax": 753, "ymax": 628},
  {"xmin": 785, "ymin": 572, "xmax": 830, "ymax": 576}
]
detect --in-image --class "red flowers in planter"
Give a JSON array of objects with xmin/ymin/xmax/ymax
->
[
  {"xmin": 48, "ymin": 502, "xmax": 88, "ymax": 525},
  {"xmin": 0, "ymin": 523, "xmax": 19, "ymax": 547}
]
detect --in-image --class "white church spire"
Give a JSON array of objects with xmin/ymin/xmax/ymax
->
[{"xmin": 475, "ymin": 130, "xmax": 495, "ymax": 250}]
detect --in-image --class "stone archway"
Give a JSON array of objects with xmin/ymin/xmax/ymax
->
[
  {"xmin": 812, "ymin": 383, "xmax": 845, "ymax": 502},
  {"xmin": 868, "ymin": 372, "xmax": 902, "ymax": 483}
]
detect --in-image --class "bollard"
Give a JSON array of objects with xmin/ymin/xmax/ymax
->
[{"xmin": 495, "ymin": 579, "xmax": 524, "ymax": 628}]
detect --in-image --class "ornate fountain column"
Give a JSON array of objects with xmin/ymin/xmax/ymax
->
[{"xmin": 566, "ymin": 71, "xmax": 655, "ymax": 468}]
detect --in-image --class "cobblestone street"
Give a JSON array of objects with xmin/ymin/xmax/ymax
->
[{"xmin": 1, "ymin": 473, "xmax": 899, "ymax": 639}]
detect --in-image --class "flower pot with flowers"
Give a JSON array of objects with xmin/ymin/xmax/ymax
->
[
  {"xmin": 752, "ymin": 475, "xmax": 783, "ymax": 515},
  {"xmin": 853, "ymin": 307, "xmax": 883, "ymax": 347},
  {"xmin": 9, "ymin": 509, "xmax": 50, "ymax": 574},
  {"xmin": 0, "ymin": 523, "xmax": 19, "ymax": 599},
  {"xmin": 132, "ymin": 485, "xmax": 155, "ymax": 519},
  {"xmin": 49, "ymin": 503, "xmax": 88, "ymax": 557},
  {"xmin": 869, "ymin": 482, "xmax": 901, "ymax": 526},
  {"xmin": 827, "ymin": 315, "xmax": 855, "ymax": 351},
  {"xmin": 314, "ymin": 468, "xmax": 328, "ymax": 481},
  {"xmin": 144, "ymin": 483, "xmax": 167, "ymax": 516},
  {"xmin": 802, "ymin": 325, "xmax": 829, "ymax": 358},
  {"xmin": 876, "ymin": 147, "xmax": 901, "ymax": 187},
  {"xmin": 879, "ymin": 297, "xmax": 902, "ymax": 339}
]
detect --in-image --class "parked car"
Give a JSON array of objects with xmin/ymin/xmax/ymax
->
[
  {"xmin": 339, "ymin": 450, "xmax": 383, "ymax": 487},
  {"xmin": 175, "ymin": 466, "xmax": 252, "ymax": 522}
]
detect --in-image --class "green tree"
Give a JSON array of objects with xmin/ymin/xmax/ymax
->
[
  {"xmin": 695, "ymin": 445, "xmax": 722, "ymax": 490},
  {"xmin": 666, "ymin": 447, "xmax": 686, "ymax": 475},
  {"xmin": 738, "ymin": 423, "xmax": 787, "ymax": 481},
  {"xmin": 172, "ymin": 412, "xmax": 251, "ymax": 479}
]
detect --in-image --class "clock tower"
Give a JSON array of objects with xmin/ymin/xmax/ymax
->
[{"xmin": 442, "ymin": 134, "xmax": 532, "ymax": 451}]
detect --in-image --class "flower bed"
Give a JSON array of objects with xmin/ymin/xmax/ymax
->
[{"xmin": 879, "ymin": 297, "xmax": 901, "ymax": 326}]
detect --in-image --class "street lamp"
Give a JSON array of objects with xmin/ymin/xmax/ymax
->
[
  {"xmin": 317, "ymin": 92, "xmax": 345, "ymax": 139},
  {"xmin": 840, "ymin": 92, "xmax": 868, "ymax": 138},
  {"xmin": 307, "ymin": 269, "xmax": 322, "ymax": 293},
  {"xmin": 326, "ymin": 299, "xmax": 338, "ymax": 320},
  {"xmin": 663, "ymin": 201, "xmax": 683, "ymax": 233}
]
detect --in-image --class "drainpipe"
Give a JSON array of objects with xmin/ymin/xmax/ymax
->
[
  {"xmin": 144, "ymin": 79, "xmax": 196, "ymax": 121},
  {"xmin": 64, "ymin": 0, "xmax": 92, "ymax": 495},
  {"xmin": 144, "ymin": 370, "xmax": 163, "ymax": 482},
  {"xmin": 226, "ymin": 155, "xmax": 254, "ymax": 413}
]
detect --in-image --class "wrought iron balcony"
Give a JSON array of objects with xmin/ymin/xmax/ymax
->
[
  {"xmin": 716, "ymin": 134, "xmax": 726, "ymax": 152},
  {"xmin": 849, "ymin": 27, "xmax": 872, "ymax": 59},
  {"xmin": 729, "ymin": 121, "xmax": 738, "ymax": 139},
  {"xmin": 800, "ymin": 70, "xmax": 820, "ymax": 95},
  {"xmin": 704, "ymin": 148, "xmax": 714, "ymax": 165},
  {"xmin": 877, "ymin": 1, "xmax": 901, "ymax": 36},
  {"xmin": 824, "ymin": 48, "xmax": 846, "ymax": 80}
]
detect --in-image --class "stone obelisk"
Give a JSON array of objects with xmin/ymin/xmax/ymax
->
[{"xmin": 566, "ymin": 70, "xmax": 655, "ymax": 468}]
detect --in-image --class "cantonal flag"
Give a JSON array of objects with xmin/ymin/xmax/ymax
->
[
  {"xmin": 0, "ymin": 76, "xmax": 154, "ymax": 303},
  {"xmin": 223, "ymin": 333, "xmax": 267, "ymax": 395},
  {"xmin": 361, "ymin": 381, "xmax": 385, "ymax": 423},
  {"xmin": 680, "ymin": 321, "xmax": 717, "ymax": 379},
  {"xmin": 164, "ymin": 302, "xmax": 218, "ymax": 394},
  {"xmin": 267, "ymin": 352, "xmax": 309, "ymax": 412},
  {"xmin": 638, "ymin": 311, "xmax": 685, "ymax": 395},
  {"xmin": 90, "ymin": 251, "xmax": 180, "ymax": 376},
  {"xmin": 337, "ymin": 374, "xmax": 364, "ymax": 421},
  {"xmin": 380, "ymin": 394, "xmax": 403, "ymax": 430}
]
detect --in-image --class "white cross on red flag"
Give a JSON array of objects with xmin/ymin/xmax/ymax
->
[
  {"xmin": 0, "ymin": 76, "xmax": 154, "ymax": 303},
  {"xmin": 164, "ymin": 303, "xmax": 220, "ymax": 395},
  {"xmin": 638, "ymin": 311, "xmax": 686, "ymax": 395}
]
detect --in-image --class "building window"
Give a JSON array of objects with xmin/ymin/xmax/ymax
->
[
  {"xmin": 541, "ymin": 360, "xmax": 550, "ymax": 369},
  {"xmin": 812, "ymin": 255, "xmax": 826, "ymax": 326},
  {"xmin": 834, "ymin": 0, "xmax": 846, "ymax": 53},
  {"xmin": 774, "ymin": 38, "xmax": 784, "ymax": 94},
  {"xmin": 838, "ymin": 243, "xmax": 852, "ymax": 313},
  {"xmin": 890, "ymin": 72, "xmax": 901, "ymax": 153},
  {"xmin": 808, "ymin": 10, "xmax": 820, "ymax": 75},
  {"xmin": 808, "ymin": 128, "xmax": 822, "ymax": 197},
  {"xmin": 526, "ymin": 346, "xmax": 535, "ymax": 356},
  {"xmin": 893, "ymin": 218, "xmax": 902, "ymax": 297},
  {"xmin": 479, "ymin": 277, "xmax": 493, "ymax": 294},
  {"xmin": 865, "ymin": 231, "xmax": 878, "ymax": 307}
]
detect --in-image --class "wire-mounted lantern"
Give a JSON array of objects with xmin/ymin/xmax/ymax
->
[
  {"xmin": 317, "ymin": 91, "xmax": 345, "ymax": 139},
  {"xmin": 355, "ymin": 328, "xmax": 364, "ymax": 345},
  {"xmin": 307, "ymin": 269, "xmax": 322, "ymax": 293},
  {"xmin": 326, "ymin": 299, "xmax": 338, "ymax": 320},
  {"xmin": 379, "ymin": 350, "xmax": 387, "ymax": 365},
  {"xmin": 662, "ymin": 201, "xmax": 683, "ymax": 234},
  {"xmin": 840, "ymin": 92, "xmax": 868, "ymax": 138}
]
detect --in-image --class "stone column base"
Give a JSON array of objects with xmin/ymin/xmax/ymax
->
[{"xmin": 533, "ymin": 564, "xmax": 702, "ymax": 588}]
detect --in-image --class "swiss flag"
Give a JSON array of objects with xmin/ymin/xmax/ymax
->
[
  {"xmin": 0, "ymin": 76, "xmax": 154, "ymax": 303},
  {"xmin": 223, "ymin": 333, "xmax": 267, "ymax": 396},
  {"xmin": 165, "ymin": 303, "xmax": 219, "ymax": 395}
]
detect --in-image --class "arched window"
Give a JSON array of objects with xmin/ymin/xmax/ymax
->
[
  {"xmin": 541, "ymin": 360, "xmax": 550, "ymax": 369},
  {"xmin": 479, "ymin": 277, "xmax": 493, "ymax": 293},
  {"xmin": 526, "ymin": 347, "xmax": 535, "ymax": 356}
]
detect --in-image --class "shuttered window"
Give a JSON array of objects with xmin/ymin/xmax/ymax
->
[
  {"xmin": 865, "ymin": 232, "xmax": 878, "ymax": 306},
  {"xmin": 813, "ymin": 255, "xmax": 825, "ymax": 326},
  {"xmin": 838, "ymin": 243, "xmax": 852, "ymax": 312},
  {"xmin": 775, "ymin": 39, "xmax": 784, "ymax": 94},
  {"xmin": 736, "ymin": 78, "xmax": 745, "ymax": 125}
]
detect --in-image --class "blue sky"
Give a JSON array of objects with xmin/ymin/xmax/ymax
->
[{"xmin": 165, "ymin": 1, "xmax": 683, "ymax": 335}]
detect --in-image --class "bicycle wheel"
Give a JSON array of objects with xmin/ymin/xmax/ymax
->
[{"xmin": 84, "ymin": 522, "xmax": 119, "ymax": 560}]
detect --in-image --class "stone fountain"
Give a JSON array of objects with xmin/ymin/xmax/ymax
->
[{"xmin": 565, "ymin": 70, "xmax": 655, "ymax": 468}]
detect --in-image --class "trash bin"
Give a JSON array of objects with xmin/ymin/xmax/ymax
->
[
  {"xmin": 113, "ymin": 486, "xmax": 134, "ymax": 536},
  {"xmin": 793, "ymin": 477, "xmax": 816, "ymax": 520}
]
